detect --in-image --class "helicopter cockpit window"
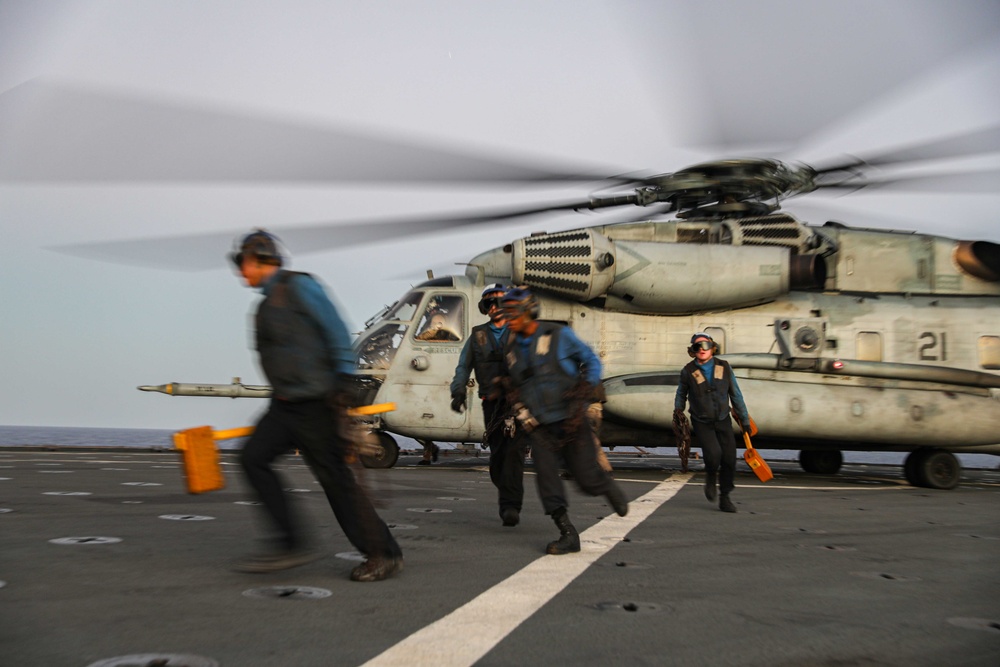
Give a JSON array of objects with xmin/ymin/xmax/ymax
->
[
  {"xmin": 355, "ymin": 323, "xmax": 407, "ymax": 371},
  {"xmin": 413, "ymin": 295, "xmax": 465, "ymax": 342},
  {"xmin": 383, "ymin": 290, "xmax": 424, "ymax": 322}
]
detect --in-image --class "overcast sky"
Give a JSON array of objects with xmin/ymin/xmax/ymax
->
[{"xmin": 1, "ymin": 0, "xmax": 998, "ymax": 430}]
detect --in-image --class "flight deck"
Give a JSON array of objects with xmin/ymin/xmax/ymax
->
[{"xmin": 1, "ymin": 449, "xmax": 998, "ymax": 667}]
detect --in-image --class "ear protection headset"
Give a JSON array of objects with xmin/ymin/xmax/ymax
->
[
  {"xmin": 501, "ymin": 287, "xmax": 540, "ymax": 320},
  {"xmin": 230, "ymin": 229, "xmax": 284, "ymax": 268},
  {"xmin": 688, "ymin": 332, "xmax": 719, "ymax": 357}
]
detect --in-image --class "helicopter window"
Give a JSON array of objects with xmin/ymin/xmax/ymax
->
[
  {"xmin": 414, "ymin": 295, "xmax": 465, "ymax": 342},
  {"xmin": 978, "ymin": 336, "xmax": 1000, "ymax": 370},
  {"xmin": 355, "ymin": 323, "xmax": 407, "ymax": 371},
  {"xmin": 677, "ymin": 225, "xmax": 715, "ymax": 244},
  {"xmin": 383, "ymin": 290, "xmax": 424, "ymax": 322},
  {"xmin": 856, "ymin": 332, "xmax": 882, "ymax": 362}
]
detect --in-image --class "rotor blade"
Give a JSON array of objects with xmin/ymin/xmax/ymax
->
[
  {"xmin": 811, "ymin": 125, "xmax": 1000, "ymax": 176},
  {"xmin": 49, "ymin": 196, "xmax": 641, "ymax": 271},
  {"xmin": 0, "ymin": 80, "xmax": 615, "ymax": 184},
  {"xmin": 814, "ymin": 168, "xmax": 1000, "ymax": 194}
]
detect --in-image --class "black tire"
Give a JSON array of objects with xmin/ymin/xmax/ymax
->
[
  {"xmin": 904, "ymin": 450, "xmax": 928, "ymax": 487},
  {"xmin": 361, "ymin": 431, "xmax": 400, "ymax": 469},
  {"xmin": 799, "ymin": 449, "xmax": 843, "ymax": 475},
  {"xmin": 919, "ymin": 449, "xmax": 961, "ymax": 490}
]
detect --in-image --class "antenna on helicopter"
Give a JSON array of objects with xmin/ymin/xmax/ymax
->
[{"xmin": 459, "ymin": 263, "xmax": 487, "ymax": 287}]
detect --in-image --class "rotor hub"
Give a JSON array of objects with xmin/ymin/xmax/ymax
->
[{"xmin": 646, "ymin": 158, "xmax": 817, "ymax": 218}]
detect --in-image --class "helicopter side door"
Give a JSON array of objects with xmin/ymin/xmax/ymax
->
[{"xmin": 380, "ymin": 292, "xmax": 471, "ymax": 438}]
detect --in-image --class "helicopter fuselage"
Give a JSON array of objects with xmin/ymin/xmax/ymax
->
[
  {"xmin": 352, "ymin": 216, "xmax": 1000, "ymax": 473},
  {"xmin": 356, "ymin": 280, "xmax": 1000, "ymax": 451}
]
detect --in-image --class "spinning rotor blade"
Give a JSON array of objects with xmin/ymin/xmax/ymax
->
[
  {"xmin": 0, "ymin": 81, "xmax": 615, "ymax": 184},
  {"xmin": 51, "ymin": 195, "xmax": 643, "ymax": 271},
  {"xmin": 811, "ymin": 125, "xmax": 1000, "ymax": 176},
  {"xmin": 813, "ymin": 168, "xmax": 1000, "ymax": 194}
]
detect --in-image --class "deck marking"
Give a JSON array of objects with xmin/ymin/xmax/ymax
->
[
  {"xmin": 362, "ymin": 472, "xmax": 693, "ymax": 667},
  {"xmin": 735, "ymin": 484, "xmax": 909, "ymax": 491}
]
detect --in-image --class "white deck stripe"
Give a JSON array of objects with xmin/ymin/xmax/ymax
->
[{"xmin": 362, "ymin": 472, "xmax": 693, "ymax": 667}]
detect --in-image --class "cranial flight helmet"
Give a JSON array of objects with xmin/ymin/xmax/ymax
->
[
  {"xmin": 688, "ymin": 332, "xmax": 719, "ymax": 357},
  {"xmin": 229, "ymin": 229, "xmax": 284, "ymax": 268},
  {"xmin": 501, "ymin": 286, "xmax": 540, "ymax": 320},
  {"xmin": 478, "ymin": 283, "xmax": 508, "ymax": 314}
]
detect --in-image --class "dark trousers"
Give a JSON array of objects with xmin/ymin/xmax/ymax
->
[
  {"xmin": 692, "ymin": 418, "xmax": 737, "ymax": 495},
  {"xmin": 528, "ymin": 420, "xmax": 613, "ymax": 515},
  {"xmin": 483, "ymin": 399, "xmax": 524, "ymax": 514},
  {"xmin": 239, "ymin": 398, "xmax": 402, "ymax": 559}
]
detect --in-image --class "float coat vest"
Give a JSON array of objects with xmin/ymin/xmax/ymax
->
[
  {"xmin": 681, "ymin": 358, "xmax": 737, "ymax": 424},
  {"xmin": 469, "ymin": 323, "xmax": 509, "ymax": 399},
  {"xmin": 504, "ymin": 322, "xmax": 578, "ymax": 425},
  {"xmin": 255, "ymin": 271, "xmax": 334, "ymax": 401}
]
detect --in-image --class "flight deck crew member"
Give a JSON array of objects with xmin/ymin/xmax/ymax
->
[
  {"xmin": 450, "ymin": 284, "xmax": 524, "ymax": 527},
  {"xmin": 229, "ymin": 230, "xmax": 403, "ymax": 581},
  {"xmin": 674, "ymin": 332, "xmax": 752, "ymax": 513},
  {"xmin": 500, "ymin": 287, "xmax": 628, "ymax": 555}
]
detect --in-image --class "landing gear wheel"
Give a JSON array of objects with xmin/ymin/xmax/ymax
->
[
  {"xmin": 904, "ymin": 450, "xmax": 928, "ymax": 487},
  {"xmin": 361, "ymin": 431, "xmax": 400, "ymax": 469},
  {"xmin": 920, "ymin": 449, "xmax": 961, "ymax": 490},
  {"xmin": 799, "ymin": 449, "xmax": 843, "ymax": 475}
]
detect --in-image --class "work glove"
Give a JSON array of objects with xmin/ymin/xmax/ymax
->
[
  {"xmin": 512, "ymin": 402, "xmax": 539, "ymax": 434},
  {"xmin": 450, "ymin": 392, "xmax": 466, "ymax": 413},
  {"xmin": 731, "ymin": 409, "xmax": 757, "ymax": 436}
]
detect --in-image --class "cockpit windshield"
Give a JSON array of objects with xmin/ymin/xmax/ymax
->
[
  {"xmin": 383, "ymin": 290, "xmax": 424, "ymax": 322},
  {"xmin": 413, "ymin": 294, "xmax": 465, "ymax": 342},
  {"xmin": 355, "ymin": 323, "xmax": 407, "ymax": 371},
  {"xmin": 354, "ymin": 290, "xmax": 466, "ymax": 370}
]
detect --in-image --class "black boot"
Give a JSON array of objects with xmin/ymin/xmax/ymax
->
[
  {"xmin": 704, "ymin": 470, "xmax": 718, "ymax": 502},
  {"xmin": 719, "ymin": 494, "xmax": 737, "ymax": 513},
  {"xmin": 605, "ymin": 481, "xmax": 629, "ymax": 517},
  {"xmin": 546, "ymin": 508, "xmax": 580, "ymax": 555}
]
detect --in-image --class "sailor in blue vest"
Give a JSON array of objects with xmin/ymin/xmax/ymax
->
[
  {"xmin": 451, "ymin": 284, "xmax": 524, "ymax": 527},
  {"xmin": 674, "ymin": 332, "xmax": 752, "ymax": 513},
  {"xmin": 229, "ymin": 230, "xmax": 403, "ymax": 581},
  {"xmin": 499, "ymin": 287, "xmax": 628, "ymax": 555}
]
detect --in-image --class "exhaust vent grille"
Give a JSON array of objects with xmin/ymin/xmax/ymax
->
[
  {"xmin": 513, "ymin": 229, "xmax": 616, "ymax": 300},
  {"xmin": 722, "ymin": 214, "xmax": 812, "ymax": 251},
  {"xmin": 525, "ymin": 261, "xmax": 591, "ymax": 275}
]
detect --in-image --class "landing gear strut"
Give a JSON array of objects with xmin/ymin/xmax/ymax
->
[{"xmin": 904, "ymin": 449, "xmax": 960, "ymax": 490}]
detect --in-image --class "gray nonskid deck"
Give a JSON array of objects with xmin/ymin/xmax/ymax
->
[{"xmin": 1, "ymin": 450, "xmax": 998, "ymax": 666}]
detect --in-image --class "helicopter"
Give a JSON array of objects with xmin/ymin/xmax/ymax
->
[
  {"xmin": 4, "ymin": 82, "xmax": 999, "ymax": 490},
  {"xmin": 339, "ymin": 153, "xmax": 1000, "ymax": 489}
]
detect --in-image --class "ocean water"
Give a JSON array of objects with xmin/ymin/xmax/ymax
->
[
  {"xmin": 0, "ymin": 425, "xmax": 177, "ymax": 448},
  {"xmin": 1, "ymin": 425, "xmax": 996, "ymax": 469},
  {"xmin": 0, "ymin": 425, "xmax": 249, "ymax": 451}
]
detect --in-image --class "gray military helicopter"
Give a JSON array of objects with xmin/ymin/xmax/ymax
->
[
  {"xmin": 7, "ymin": 82, "xmax": 998, "ymax": 489},
  {"xmin": 340, "ymin": 151, "xmax": 1000, "ymax": 489}
]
